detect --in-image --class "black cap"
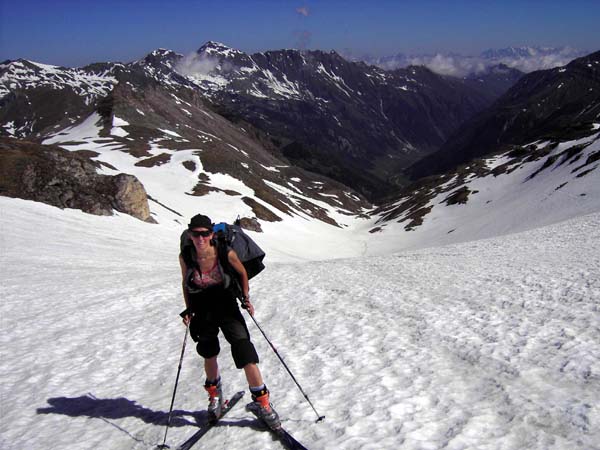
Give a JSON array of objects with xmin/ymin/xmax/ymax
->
[{"xmin": 188, "ymin": 214, "xmax": 213, "ymax": 230}]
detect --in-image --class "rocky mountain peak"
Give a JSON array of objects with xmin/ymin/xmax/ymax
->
[
  {"xmin": 143, "ymin": 48, "xmax": 182, "ymax": 64},
  {"xmin": 196, "ymin": 41, "xmax": 243, "ymax": 58}
]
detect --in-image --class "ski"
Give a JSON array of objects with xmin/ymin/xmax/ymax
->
[
  {"xmin": 173, "ymin": 391, "xmax": 245, "ymax": 450},
  {"xmin": 246, "ymin": 404, "xmax": 309, "ymax": 450}
]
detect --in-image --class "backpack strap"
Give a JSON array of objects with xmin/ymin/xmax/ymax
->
[{"xmin": 215, "ymin": 238, "xmax": 242, "ymax": 299}]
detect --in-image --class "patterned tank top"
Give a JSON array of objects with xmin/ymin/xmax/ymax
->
[{"xmin": 191, "ymin": 260, "xmax": 224, "ymax": 289}]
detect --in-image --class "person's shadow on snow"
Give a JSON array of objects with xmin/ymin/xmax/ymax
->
[
  {"xmin": 37, "ymin": 393, "xmax": 261, "ymax": 429},
  {"xmin": 36, "ymin": 393, "xmax": 261, "ymax": 446},
  {"xmin": 36, "ymin": 393, "xmax": 203, "ymax": 427}
]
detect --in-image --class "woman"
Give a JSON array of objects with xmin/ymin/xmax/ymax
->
[{"xmin": 179, "ymin": 214, "xmax": 279, "ymax": 428}]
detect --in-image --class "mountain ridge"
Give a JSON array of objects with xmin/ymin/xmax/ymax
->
[
  {"xmin": 347, "ymin": 45, "xmax": 587, "ymax": 76},
  {"xmin": 408, "ymin": 50, "xmax": 600, "ymax": 179},
  {"xmin": 1, "ymin": 42, "xmax": 519, "ymax": 200},
  {"xmin": 1, "ymin": 44, "xmax": 598, "ymax": 246}
]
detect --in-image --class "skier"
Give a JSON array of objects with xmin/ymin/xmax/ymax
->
[{"xmin": 179, "ymin": 214, "xmax": 280, "ymax": 429}]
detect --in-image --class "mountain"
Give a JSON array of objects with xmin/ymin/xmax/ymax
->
[
  {"xmin": 364, "ymin": 51, "xmax": 600, "ymax": 249},
  {"xmin": 348, "ymin": 46, "xmax": 585, "ymax": 76},
  {"xmin": 461, "ymin": 64, "xmax": 524, "ymax": 100},
  {"xmin": 0, "ymin": 42, "xmax": 508, "ymax": 200},
  {"xmin": 173, "ymin": 41, "xmax": 502, "ymax": 198},
  {"xmin": 0, "ymin": 59, "xmax": 117, "ymax": 137},
  {"xmin": 369, "ymin": 126, "xmax": 599, "ymax": 249},
  {"xmin": 0, "ymin": 53, "xmax": 372, "ymax": 229},
  {"xmin": 408, "ymin": 50, "xmax": 600, "ymax": 179},
  {"xmin": 1, "ymin": 44, "xmax": 598, "ymax": 243}
]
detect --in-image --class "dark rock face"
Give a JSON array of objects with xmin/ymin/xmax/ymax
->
[
  {"xmin": 409, "ymin": 51, "xmax": 600, "ymax": 179},
  {"xmin": 191, "ymin": 45, "xmax": 504, "ymax": 198},
  {"xmin": 461, "ymin": 64, "xmax": 524, "ymax": 101},
  {"xmin": 237, "ymin": 216, "xmax": 263, "ymax": 232},
  {"xmin": 0, "ymin": 137, "xmax": 154, "ymax": 222}
]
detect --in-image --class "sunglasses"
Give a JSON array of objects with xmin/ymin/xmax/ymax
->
[{"xmin": 189, "ymin": 230, "xmax": 213, "ymax": 238}]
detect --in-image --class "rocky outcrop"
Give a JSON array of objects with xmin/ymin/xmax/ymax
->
[
  {"xmin": 0, "ymin": 137, "xmax": 155, "ymax": 222},
  {"xmin": 113, "ymin": 173, "xmax": 154, "ymax": 222}
]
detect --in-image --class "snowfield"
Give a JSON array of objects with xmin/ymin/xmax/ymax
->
[{"xmin": 1, "ymin": 196, "xmax": 599, "ymax": 450}]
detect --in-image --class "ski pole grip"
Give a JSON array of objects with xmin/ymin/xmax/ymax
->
[{"xmin": 239, "ymin": 295, "xmax": 250, "ymax": 310}]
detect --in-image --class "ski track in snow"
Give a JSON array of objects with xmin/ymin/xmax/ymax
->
[{"xmin": 1, "ymin": 198, "xmax": 599, "ymax": 450}]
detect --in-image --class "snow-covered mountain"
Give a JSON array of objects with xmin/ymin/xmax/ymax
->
[
  {"xmin": 368, "ymin": 51, "xmax": 600, "ymax": 249},
  {"xmin": 0, "ymin": 50, "xmax": 373, "ymax": 231},
  {"xmin": 350, "ymin": 46, "xmax": 587, "ymax": 76},
  {"xmin": 410, "ymin": 51, "xmax": 600, "ymax": 179},
  {"xmin": 0, "ymin": 42, "xmax": 514, "ymax": 199},
  {"xmin": 174, "ymin": 42, "xmax": 507, "ymax": 197},
  {"xmin": 0, "ymin": 45, "xmax": 598, "ymax": 249},
  {"xmin": 370, "ymin": 128, "xmax": 600, "ymax": 251}
]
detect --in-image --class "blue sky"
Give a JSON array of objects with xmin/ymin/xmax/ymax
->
[{"xmin": 1, "ymin": 0, "xmax": 599, "ymax": 67}]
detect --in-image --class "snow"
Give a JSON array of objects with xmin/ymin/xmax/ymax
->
[
  {"xmin": 1, "ymin": 196, "xmax": 599, "ymax": 450},
  {"xmin": 42, "ymin": 113, "xmax": 104, "ymax": 144},
  {"xmin": 2, "ymin": 121, "xmax": 16, "ymax": 135},
  {"xmin": 316, "ymin": 63, "xmax": 353, "ymax": 97},
  {"xmin": 159, "ymin": 128, "xmax": 183, "ymax": 138},
  {"xmin": 111, "ymin": 116, "xmax": 130, "ymax": 137},
  {"xmin": 368, "ymin": 131, "xmax": 600, "ymax": 253},
  {"xmin": 0, "ymin": 60, "xmax": 116, "ymax": 101},
  {"xmin": 227, "ymin": 143, "xmax": 249, "ymax": 157},
  {"xmin": 113, "ymin": 116, "xmax": 130, "ymax": 127},
  {"xmin": 5, "ymin": 106, "xmax": 600, "ymax": 448},
  {"xmin": 34, "ymin": 113, "xmax": 367, "ymax": 238},
  {"xmin": 260, "ymin": 69, "xmax": 302, "ymax": 99}
]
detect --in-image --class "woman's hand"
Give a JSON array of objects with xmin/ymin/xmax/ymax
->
[
  {"xmin": 241, "ymin": 295, "xmax": 255, "ymax": 316},
  {"xmin": 180, "ymin": 309, "xmax": 193, "ymax": 326}
]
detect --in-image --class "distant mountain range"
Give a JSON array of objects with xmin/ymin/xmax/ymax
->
[{"xmin": 344, "ymin": 46, "xmax": 587, "ymax": 77}]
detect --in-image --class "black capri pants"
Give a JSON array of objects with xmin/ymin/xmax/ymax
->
[{"xmin": 188, "ymin": 285, "xmax": 259, "ymax": 369}]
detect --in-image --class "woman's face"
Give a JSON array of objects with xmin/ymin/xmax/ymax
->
[{"xmin": 189, "ymin": 227, "xmax": 213, "ymax": 248}]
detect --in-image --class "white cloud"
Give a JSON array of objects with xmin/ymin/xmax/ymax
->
[
  {"xmin": 175, "ymin": 53, "xmax": 220, "ymax": 77},
  {"xmin": 408, "ymin": 54, "xmax": 487, "ymax": 77},
  {"xmin": 356, "ymin": 47, "xmax": 586, "ymax": 77},
  {"xmin": 296, "ymin": 6, "xmax": 310, "ymax": 17}
]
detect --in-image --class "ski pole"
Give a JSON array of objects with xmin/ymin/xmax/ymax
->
[
  {"xmin": 247, "ymin": 312, "xmax": 325, "ymax": 423},
  {"xmin": 157, "ymin": 322, "xmax": 189, "ymax": 449}
]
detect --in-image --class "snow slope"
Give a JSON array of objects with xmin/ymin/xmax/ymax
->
[
  {"xmin": 38, "ymin": 111, "xmax": 600, "ymax": 259},
  {"xmin": 39, "ymin": 112, "xmax": 374, "ymax": 261},
  {"xmin": 368, "ymin": 130, "xmax": 600, "ymax": 253},
  {"xmin": 1, "ymin": 196, "xmax": 599, "ymax": 449}
]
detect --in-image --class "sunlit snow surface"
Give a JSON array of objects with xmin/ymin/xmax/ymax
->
[{"xmin": 1, "ymin": 197, "xmax": 599, "ymax": 449}]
